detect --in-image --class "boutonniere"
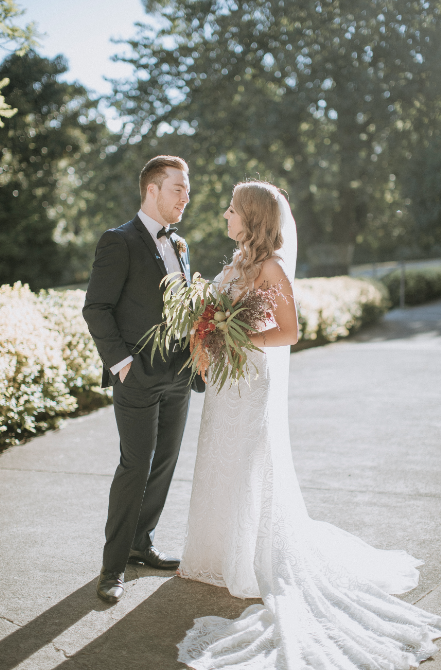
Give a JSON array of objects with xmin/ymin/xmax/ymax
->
[{"xmin": 176, "ymin": 239, "xmax": 187, "ymax": 257}]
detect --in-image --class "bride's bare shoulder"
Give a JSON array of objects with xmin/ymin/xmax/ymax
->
[{"xmin": 257, "ymin": 256, "xmax": 288, "ymax": 286}]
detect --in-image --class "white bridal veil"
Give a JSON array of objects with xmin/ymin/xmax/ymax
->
[
  {"xmin": 177, "ymin": 186, "xmax": 441, "ymax": 669},
  {"xmin": 276, "ymin": 190, "xmax": 298, "ymax": 286}
]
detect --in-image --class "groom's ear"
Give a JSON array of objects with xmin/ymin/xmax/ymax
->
[{"xmin": 146, "ymin": 182, "xmax": 159, "ymax": 199}]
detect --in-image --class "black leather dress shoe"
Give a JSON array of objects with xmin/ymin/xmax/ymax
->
[
  {"xmin": 128, "ymin": 546, "xmax": 180, "ymax": 570},
  {"xmin": 96, "ymin": 567, "xmax": 125, "ymax": 603}
]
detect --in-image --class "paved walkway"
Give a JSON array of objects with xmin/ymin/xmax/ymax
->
[{"xmin": 1, "ymin": 301, "xmax": 440, "ymax": 669}]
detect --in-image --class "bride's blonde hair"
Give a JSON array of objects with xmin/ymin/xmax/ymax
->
[{"xmin": 229, "ymin": 181, "xmax": 284, "ymax": 290}]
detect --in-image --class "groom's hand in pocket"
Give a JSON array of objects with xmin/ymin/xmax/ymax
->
[{"xmin": 119, "ymin": 362, "xmax": 132, "ymax": 383}]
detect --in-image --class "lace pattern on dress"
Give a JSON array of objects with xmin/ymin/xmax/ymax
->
[{"xmin": 177, "ymin": 271, "xmax": 441, "ymax": 669}]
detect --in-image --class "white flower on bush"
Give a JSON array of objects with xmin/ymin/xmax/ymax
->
[
  {"xmin": 37, "ymin": 289, "xmax": 108, "ymax": 396},
  {"xmin": 0, "ymin": 283, "xmax": 77, "ymax": 445},
  {"xmin": 0, "ymin": 283, "xmax": 112, "ymax": 448},
  {"xmin": 0, "ymin": 276, "xmax": 389, "ymax": 449},
  {"xmin": 295, "ymin": 277, "xmax": 389, "ymax": 343}
]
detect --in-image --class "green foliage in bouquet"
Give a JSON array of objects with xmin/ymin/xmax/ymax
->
[{"xmin": 139, "ymin": 272, "xmax": 278, "ymax": 392}]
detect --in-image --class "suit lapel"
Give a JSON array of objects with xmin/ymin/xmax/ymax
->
[{"xmin": 133, "ymin": 215, "xmax": 167, "ymax": 277}]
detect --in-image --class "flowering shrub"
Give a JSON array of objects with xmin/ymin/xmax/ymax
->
[
  {"xmin": 0, "ymin": 276, "xmax": 388, "ymax": 448},
  {"xmin": 0, "ymin": 283, "xmax": 110, "ymax": 449},
  {"xmin": 0, "ymin": 283, "xmax": 76, "ymax": 447},
  {"xmin": 295, "ymin": 276, "xmax": 389, "ymax": 345},
  {"xmin": 37, "ymin": 289, "xmax": 112, "ymax": 412}
]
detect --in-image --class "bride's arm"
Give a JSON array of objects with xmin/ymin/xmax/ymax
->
[{"xmin": 249, "ymin": 258, "xmax": 298, "ymax": 347}]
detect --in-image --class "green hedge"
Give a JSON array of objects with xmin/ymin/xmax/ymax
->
[
  {"xmin": 0, "ymin": 283, "xmax": 111, "ymax": 449},
  {"xmin": 0, "ymin": 277, "xmax": 390, "ymax": 449},
  {"xmin": 294, "ymin": 276, "xmax": 389, "ymax": 347},
  {"xmin": 381, "ymin": 267, "xmax": 441, "ymax": 307}
]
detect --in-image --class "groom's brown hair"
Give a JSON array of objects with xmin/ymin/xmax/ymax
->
[{"xmin": 140, "ymin": 155, "xmax": 189, "ymax": 202}]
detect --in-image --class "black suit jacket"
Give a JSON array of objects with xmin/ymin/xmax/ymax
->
[{"xmin": 83, "ymin": 215, "xmax": 193, "ymax": 389}]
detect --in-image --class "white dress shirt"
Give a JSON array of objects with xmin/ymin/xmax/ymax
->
[
  {"xmin": 137, "ymin": 209, "xmax": 182, "ymax": 276},
  {"xmin": 110, "ymin": 210, "xmax": 183, "ymax": 376}
]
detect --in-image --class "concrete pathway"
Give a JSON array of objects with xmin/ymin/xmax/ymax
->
[{"xmin": 1, "ymin": 300, "xmax": 440, "ymax": 669}]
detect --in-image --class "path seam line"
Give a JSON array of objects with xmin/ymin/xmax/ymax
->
[
  {"xmin": 1, "ymin": 470, "xmax": 440, "ymax": 500},
  {"xmin": 0, "ymin": 467, "xmax": 113, "ymax": 477},
  {"xmin": 0, "ymin": 614, "xmax": 22, "ymax": 627}
]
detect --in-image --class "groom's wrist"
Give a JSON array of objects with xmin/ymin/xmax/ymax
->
[{"xmin": 110, "ymin": 355, "xmax": 134, "ymax": 375}]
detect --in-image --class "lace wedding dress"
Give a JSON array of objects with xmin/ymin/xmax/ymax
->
[{"xmin": 177, "ymin": 195, "xmax": 441, "ymax": 669}]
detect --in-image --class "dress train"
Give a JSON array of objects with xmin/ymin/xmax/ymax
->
[{"xmin": 177, "ymin": 304, "xmax": 441, "ymax": 669}]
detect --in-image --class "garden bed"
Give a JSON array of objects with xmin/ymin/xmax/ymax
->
[
  {"xmin": 0, "ymin": 277, "xmax": 389, "ymax": 449},
  {"xmin": 292, "ymin": 276, "xmax": 389, "ymax": 351},
  {"xmin": 0, "ymin": 283, "xmax": 111, "ymax": 449}
]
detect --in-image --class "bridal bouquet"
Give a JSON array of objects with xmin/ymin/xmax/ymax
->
[{"xmin": 139, "ymin": 272, "xmax": 280, "ymax": 392}]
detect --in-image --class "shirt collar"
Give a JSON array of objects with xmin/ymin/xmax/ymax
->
[{"xmin": 137, "ymin": 209, "xmax": 169, "ymax": 239}]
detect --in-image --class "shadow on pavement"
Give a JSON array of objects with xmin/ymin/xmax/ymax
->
[
  {"xmin": 52, "ymin": 577, "xmax": 261, "ymax": 669},
  {"xmin": 0, "ymin": 578, "xmax": 112, "ymax": 669},
  {"xmin": 347, "ymin": 299, "xmax": 441, "ymax": 344},
  {"xmin": 1, "ymin": 575, "xmax": 261, "ymax": 670},
  {"xmin": 57, "ymin": 577, "xmax": 261, "ymax": 670},
  {"xmin": 351, "ymin": 318, "xmax": 441, "ymax": 343}
]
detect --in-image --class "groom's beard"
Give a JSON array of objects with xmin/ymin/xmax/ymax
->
[{"xmin": 157, "ymin": 191, "xmax": 183, "ymax": 225}]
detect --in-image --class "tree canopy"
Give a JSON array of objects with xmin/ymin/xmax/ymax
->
[
  {"xmin": 0, "ymin": 0, "xmax": 38, "ymax": 56},
  {"xmin": 0, "ymin": 51, "xmax": 116, "ymax": 289},
  {"xmin": 109, "ymin": 0, "xmax": 441, "ymax": 273},
  {"xmin": 0, "ymin": 0, "xmax": 39, "ymax": 126},
  {"xmin": 1, "ymin": 2, "xmax": 440, "ymax": 288}
]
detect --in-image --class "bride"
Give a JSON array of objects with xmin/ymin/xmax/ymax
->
[{"xmin": 177, "ymin": 180, "xmax": 441, "ymax": 669}]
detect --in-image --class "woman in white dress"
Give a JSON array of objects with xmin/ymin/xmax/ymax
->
[{"xmin": 177, "ymin": 181, "xmax": 441, "ymax": 670}]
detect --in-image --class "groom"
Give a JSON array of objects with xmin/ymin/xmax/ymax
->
[{"xmin": 83, "ymin": 155, "xmax": 195, "ymax": 603}]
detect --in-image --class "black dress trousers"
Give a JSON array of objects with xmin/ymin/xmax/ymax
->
[{"xmin": 103, "ymin": 349, "xmax": 191, "ymax": 573}]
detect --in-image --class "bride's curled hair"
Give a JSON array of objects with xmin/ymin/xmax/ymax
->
[{"xmin": 229, "ymin": 181, "xmax": 284, "ymax": 290}]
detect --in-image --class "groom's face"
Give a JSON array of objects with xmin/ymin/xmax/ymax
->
[{"xmin": 156, "ymin": 167, "xmax": 190, "ymax": 225}]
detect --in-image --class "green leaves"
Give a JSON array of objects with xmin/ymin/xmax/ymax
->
[
  {"xmin": 110, "ymin": 0, "xmax": 441, "ymax": 271},
  {"xmin": 138, "ymin": 272, "xmax": 269, "ymax": 393},
  {"xmin": 0, "ymin": 51, "xmax": 116, "ymax": 290},
  {"xmin": 0, "ymin": 0, "xmax": 39, "ymax": 57},
  {"xmin": 0, "ymin": 77, "xmax": 16, "ymax": 127},
  {"xmin": 138, "ymin": 271, "xmax": 210, "ymax": 362}
]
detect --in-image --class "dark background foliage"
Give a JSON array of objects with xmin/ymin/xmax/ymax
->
[
  {"xmin": 1, "ymin": 0, "xmax": 441, "ymax": 288},
  {"xmin": 0, "ymin": 51, "xmax": 117, "ymax": 288}
]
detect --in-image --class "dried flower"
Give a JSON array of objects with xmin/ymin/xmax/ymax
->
[
  {"xmin": 139, "ymin": 272, "xmax": 388, "ymax": 393},
  {"xmin": 139, "ymin": 272, "xmax": 283, "ymax": 392}
]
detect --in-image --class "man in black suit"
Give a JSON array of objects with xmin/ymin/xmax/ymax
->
[{"xmin": 83, "ymin": 155, "xmax": 196, "ymax": 603}]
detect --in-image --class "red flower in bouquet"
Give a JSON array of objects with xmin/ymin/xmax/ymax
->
[
  {"xmin": 139, "ymin": 271, "xmax": 285, "ymax": 392},
  {"xmin": 201, "ymin": 305, "xmax": 215, "ymax": 320},
  {"xmin": 196, "ymin": 312, "xmax": 216, "ymax": 340}
]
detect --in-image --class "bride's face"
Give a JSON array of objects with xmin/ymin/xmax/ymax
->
[{"xmin": 224, "ymin": 202, "xmax": 244, "ymax": 241}]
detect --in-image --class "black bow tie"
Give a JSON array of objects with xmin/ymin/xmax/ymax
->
[{"xmin": 157, "ymin": 226, "xmax": 178, "ymax": 240}]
